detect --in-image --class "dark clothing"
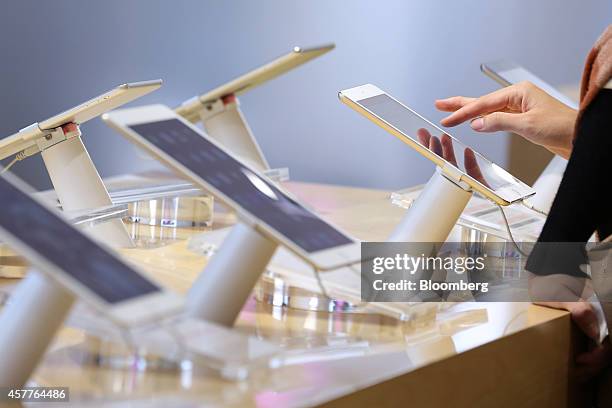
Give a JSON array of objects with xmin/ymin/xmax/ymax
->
[
  {"xmin": 539, "ymin": 89, "xmax": 612, "ymax": 243},
  {"xmin": 527, "ymin": 89, "xmax": 612, "ymax": 277}
]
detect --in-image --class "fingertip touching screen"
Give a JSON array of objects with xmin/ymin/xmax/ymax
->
[
  {"xmin": 356, "ymin": 94, "xmax": 533, "ymax": 203},
  {"xmin": 0, "ymin": 177, "xmax": 161, "ymax": 304},
  {"xmin": 127, "ymin": 119, "xmax": 353, "ymax": 253}
]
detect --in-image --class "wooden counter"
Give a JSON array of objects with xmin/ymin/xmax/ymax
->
[{"xmin": 0, "ymin": 181, "xmax": 586, "ymax": 407}]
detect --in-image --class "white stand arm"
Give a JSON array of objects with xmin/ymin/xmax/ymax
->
[
  {"xmin": 0, "ymin": 272, "xmax": 74, "ymax": 387},
  {"xmin": 386, "ymin": 168, "xmax": 472, "ymax": 294},
  {"xmin": 186, "ymin": 222, "xmax": 277, "ymax": 326},
  {"xmin": 199, "ymin": 97, "xmax": 270, "ymax": 172},
  {"xmin": 389, "ymin": 168, "xmax": 472, "ymax": 243},
  {"xmin": 41, "ymin": 136, "xmax": 133, "ymax": 248}
]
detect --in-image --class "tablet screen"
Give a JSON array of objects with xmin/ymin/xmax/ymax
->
[
  {"xmin": 357, "ymin": 94, "xmax": 534, "ymax": 203},
  {"xmin": 128, "ymin": 119, "xmax": 353, "ymax": 253},
  {"xmin": 0, "ymin": 176, "xmax": 160, "ymax": 304}
]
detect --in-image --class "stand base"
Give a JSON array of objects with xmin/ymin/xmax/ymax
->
[
  {"xmin": 187, "ymin": 228, "xmax": 368, "ymax": 315},
  {"xmin": 254, "ymin": 272, "xmax": 361, "ymax": 313},
  {"xmin": 57, "ymin": 335, "xmax": 184, "ymax": 373}
]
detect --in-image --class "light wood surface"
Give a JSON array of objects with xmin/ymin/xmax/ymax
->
[{"xmin": 0, "ymin": 181, "xmax": 586, "ymax": 407}]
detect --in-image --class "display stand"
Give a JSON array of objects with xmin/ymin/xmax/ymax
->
[
  {"xmin": 183, "ymin": 93, "xmax": 298, "ymax": 322},
  {"xmin": 0, "ymin": 128, "xmax": 133, "ymax": 387},
  {"xmin": 186, "ymin": 222, "xmax": 278, "ymax": 326},
  {"xmin": 0, "ymin": 126, "xmax": 144, "ymax": 387},
  {"xmin": 41, "ymin": 133, "xmax": 133, "ymax": 247},
  {"xmin": 0, "ymin": 177, "xmax": 129, "ymax": 388},
  {"xmin": 197, "ymin": 95, "xmax": 269, "ymax": 172},
  {"xmin": 389, "ymin": 167, "xmax": 472, "ymax": 243},
  {"xmin": 187, "ymin": 168, "xmax": 471, "ymax": 324},
  {"xmin": 0, "ymin": 272, "xmax": 75, "ymax": 387},
  {"xmin": 0, "ymin": 208, "xmax": 148, "ymax": 388},
  {"xmin": 386, "ymin": 168, "xmax": 472, "ymax": 300}
]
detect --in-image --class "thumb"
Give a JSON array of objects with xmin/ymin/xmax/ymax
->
[{"xmin": 470, "ymin": 112, "xmax": 526, "ymax": 134}]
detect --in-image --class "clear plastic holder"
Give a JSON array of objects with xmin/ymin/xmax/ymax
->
[
  {"xmin": 109, "ymin": 167, "xmax": 288, "ymax": 228},
  {"xmin": 187, "ymin": 227, "xmax": 441, "ymax": 320},
  {"xmin": 60, "ymin": 304, "xmax": 280, "ymax": 381},
  {"xmin": 29, "ymin": 303, "xmax": 488, "ymax": 406},
  {"xmin": 103, "ymin": 167, "xmax": 290, "ymax": 201},
  {"xmin": 55, "ymin": 301, "xmax": 386, "ymax": 384},
  {"xmin": 0, "ymin": 168, "xmax": 289, "ymax": 298},
  {"xmin": 67, "ymin": 203, "xmax": 130, "ymax": 227},
  {"xmin": 391, "ymin": 186, "xmax": 545, "ymax": 243},
  {"xmin": 29, "ymin": 167, "xmax": 289, "ymax": 229}
]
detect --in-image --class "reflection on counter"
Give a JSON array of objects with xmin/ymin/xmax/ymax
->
[{"xmin": 28, "ymin": 295, "xmax": 490, "ymax": 405}]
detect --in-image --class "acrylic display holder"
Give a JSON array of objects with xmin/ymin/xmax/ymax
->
[
  {"xmin": 0, "ymin": 113, "xmax": 149, "ymax": 387},
  {"xmin": 56, "ymin": 312, "xmax": 282, "ymax": 381},
  {"xmin": 188, "ymin": 225, "xmax": 440, "ymax": 320},
  {"xmin": 391, "ymin": 187, "xmax": 547, "ymax": 245},
  {"xmin": 105, "ymin": 167, "xmax": 288, "ymax": 228},
  {"xmin": 187, "ymin": 167, "xmax": 472, "ymax": 319}
]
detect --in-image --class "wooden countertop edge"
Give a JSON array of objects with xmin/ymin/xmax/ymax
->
[{"xmin": 318, "ymin": 307, "xmax": 583, "ymax": 408}]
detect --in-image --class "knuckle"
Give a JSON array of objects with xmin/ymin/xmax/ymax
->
[{"xmin": 521, "ymin": 113, "xmax": 537, "ymax": 133}]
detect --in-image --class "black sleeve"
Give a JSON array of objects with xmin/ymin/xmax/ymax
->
[{"xmin": 526, "ymin": 89, "xmax": 612, "ymax": 277}]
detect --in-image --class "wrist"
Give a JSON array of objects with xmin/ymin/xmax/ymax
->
[{"xmin": 547, "ymin": 108, "xmax": 577, "ymax": 159}]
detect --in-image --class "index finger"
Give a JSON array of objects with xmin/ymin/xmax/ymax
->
[
  {"xmin": 435, "ymin": 96, "xmax": 476, "ymax": 112},
  {"xmin": 440, "ymin": 87, "xmax": 519, "ymax": 127}
]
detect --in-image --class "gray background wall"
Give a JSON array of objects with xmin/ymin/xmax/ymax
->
[{"xmin": 1, "ymin": 1, "xmax": 609, "ymax": 191}]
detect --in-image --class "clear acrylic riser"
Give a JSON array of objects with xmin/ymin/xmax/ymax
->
[
  {"xmin": 0, "ymin": 173, "xmax": 529, "ymax": 328},
  {"xmin": 1, "ymin": 167, "xmax": 378, "ymax": 317},
  {"xmin": 0, "ymin": 168, "xmax": 289, "ymax": 277},
  {"xmin": 390, "ymin": 185, "xmax": 546, "ymax": 244},
  {"xmin": 25, "ymin": 298, "xmax": 488, "ymax": 406}
]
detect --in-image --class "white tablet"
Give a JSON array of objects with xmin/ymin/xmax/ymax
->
[
  {"xmin": 0, "ymin": 80, "xmax": 162, "ymax": 160},
  {"xmin": 0, "ymin": 171, "xmax": 183, "ymax": 327},
  {"xmin": 176, "ymin": 44, "xmax": 335, "ymax": 122},
  {"xmin": 340, "ymin": 84, "xmax": 535, "ymax": 206},
  {"xmin": 103, "ymin": 104, "xmax": 361, "ymax": 271}
]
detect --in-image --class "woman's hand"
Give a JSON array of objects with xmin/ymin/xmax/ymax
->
[
  {"xmin": 435, "ymin": 81, "xmax": 578, "ymax": 159},
  {"xmin": 535, "ymin": 300, "xmax": 612, "ymax": 381}
]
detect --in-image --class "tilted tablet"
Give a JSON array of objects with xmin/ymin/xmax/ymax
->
[
  {"xmin": 176, "ymin": 44, "xmax": 335, "ymax": 123},
  {"xmin": 103, "ymin": 104, "xmax": 360, "ymax": 271},
  {"xmin": 0, "ymin": 171, "xmax": 183, "ymax": 327},
  {"xmin": 339, "ymin": 84, "xmax": 535, "ymax": 206},
  {"xmin": 0, "ymin": 80, "xmax": 162, "ymax": 160}
]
